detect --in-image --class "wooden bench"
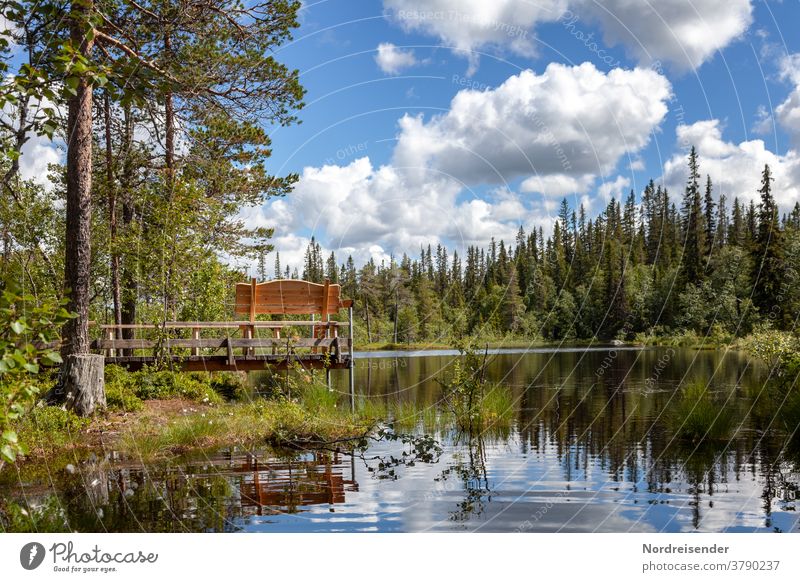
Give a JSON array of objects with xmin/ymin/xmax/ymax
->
[{"xmin": 234, "ymin": 278, "xmax": 353, "ymax": 351}]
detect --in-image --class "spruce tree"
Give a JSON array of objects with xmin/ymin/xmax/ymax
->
[
  {"xmin": 680, "ymin": 147, "xmax": 706, "ymax": 283},
  {"xmin": 750, "ymin": 165, "xmax": 785, "ymax": 320}
]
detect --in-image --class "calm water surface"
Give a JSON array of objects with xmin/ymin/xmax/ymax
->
[{"xmin": 5, "ymin": 347, "xmax": 800, "ymax": 533}]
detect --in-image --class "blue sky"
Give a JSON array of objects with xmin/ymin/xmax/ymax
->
[
  {"xmin": 9, "ymin": 1, "xmax": 800, "ymax": 272},
  {"xmin": 241, "ymin": 0, "xmax": 800, "ymax": 272}
]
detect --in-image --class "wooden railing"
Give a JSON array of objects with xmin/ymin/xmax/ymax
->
[{"xmin": 91, "ymin": 320, "xmax": 353, "ymax": 372}]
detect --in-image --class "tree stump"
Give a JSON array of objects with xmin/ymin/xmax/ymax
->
[{"xmin": 50, "ymin": 354, "xmax": 106, "ymax": 416}]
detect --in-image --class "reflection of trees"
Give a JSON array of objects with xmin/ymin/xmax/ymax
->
[
  {"xmin": 440, "ymin": 436, "xmax": 490, "ymax": 522},
  {"xmin": 8, "ymin": 448, "xmax": 364, "ymax": 532}
]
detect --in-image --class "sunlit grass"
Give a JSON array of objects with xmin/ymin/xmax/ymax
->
[{"xmin": 118, "ymin": 399, "xmax": 373, "ymax": 461}]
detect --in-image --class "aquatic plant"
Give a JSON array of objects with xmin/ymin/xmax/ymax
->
[
  {"xmin": 437, "ymin": 343, "xmax": 515, "ymax": 434},
  {"xmin": 669, "ymin": 382, "xmax": 735, "ymax": 442}
]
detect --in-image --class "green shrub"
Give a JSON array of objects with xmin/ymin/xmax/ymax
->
[
  {"xmin": 133, "ymin": 369, "xmax": 222, "ymax": 404},
  {"xmin": 437, "ymin": 344, "xmax": 515, "ymax": 433},
  {"xmin": 1, "ymin": 280, "xmax": 74, "ymax": 462},
  {"xmin": 105, "ymin": 384, "xmax": 143, "ymax": 412},
  {"xmin": 104, "ymin": 365, "xmax": 143, "ymax": 411}
]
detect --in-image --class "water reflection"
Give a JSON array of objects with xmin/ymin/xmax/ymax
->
[
  {"xmin": 239, "ymin": 451, "xmax": 357, "ymax": 515},
  {"xmin": 3, "ymin": 347, "xmax": 800, "ymax": 532}
]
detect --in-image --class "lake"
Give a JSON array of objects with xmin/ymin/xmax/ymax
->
[{"xmin": 4, "ymin": 346, "xmax": 800, "ymax": 533}]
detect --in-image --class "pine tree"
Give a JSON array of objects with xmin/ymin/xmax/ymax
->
[
  {"xmin": 716, "ymin": 194, "xmax": 728, "ymax": 248},
  {"xmin": 503, "ymin": 268, "xmax": 525, "ymax": 332},
  {"xmin": 326, "ymin": 252, "xmax": 338, "ymax": 283}
]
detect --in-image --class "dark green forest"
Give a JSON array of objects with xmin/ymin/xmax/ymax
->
[{"xmin": 303, "ymin": 150, "xmax": 800, "ymax": 345}]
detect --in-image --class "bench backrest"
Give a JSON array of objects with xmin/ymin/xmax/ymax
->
[{"xmin": 234, "ymin": 278, "xmax": 345, "ymax": 321}]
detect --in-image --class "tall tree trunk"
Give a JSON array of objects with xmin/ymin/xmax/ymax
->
[
  {"xmin": 164, "ymin": 33, "xmax": 175, "ymax": 178},
  {"xmin": 61, "ymin": 0, "xmax": 94, "ymax": 358},
  {"xmin": 119, "ymin": 104, "xmax": 138, "ymax": 353},
  {"xmin": 104, "ymin": 91, "xmax": 122, "ymax": 335},
  {"xmin": 0, "ymin": 93, "xmax": 29, "ymax": 200},
  {"xmin": 393, "ymin": 288, "xmax": 398, "ymax": 344},
  {"xmin": 162, "ymin": 32, "xmax": 177, "ymax": 321},
  {"xmin": 365, "ymin": 302, "xmax": 372, "ymax": 344}
]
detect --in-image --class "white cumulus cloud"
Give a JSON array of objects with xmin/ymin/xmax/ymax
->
[
  {"xmin": 662, "ymin": 119, "xmax": 800, "ymax": 210},
  {"xmin": 385, "ymin": 0, "xmax": 567, "ymax": 71},
  {"xmin": 577, "ymin": 0, "xmax": 752, "ymax": 71},
  {"xmin": 392, "ymin": 62, "xmax": 671, "ymax": 186},
  {"xmin": 383, "ymin": 0, "xmax": 752, "ymax": 71},
  {"xmin": 375, "ymin": 42, "xmax": 418, "ymax": 75},
  {"xmin": 775, "ymin": 54, "xmax": 800, "ymax": 147}
]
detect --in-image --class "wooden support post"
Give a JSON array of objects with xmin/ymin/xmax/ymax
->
[
  {"xmin": 249, "ymin": 277, "xmax": 257, "ymax": 357},
  {"xmin": 191, "ymin": 327, "xmax": 200, "ymax": 357},
  {"xmin": 320, "ymin": 279, "xmax": 330, "ymax": 354},
  {"xmin": 106, "ymin": 328, "xmax": 116, "ymax": 358},
  {"xmin": 249, "ymin": 277, "xmax": 257, "ymax": 322},
  {"xmin": 348, "ymin": 304, "xmax": 355, "ymax": 412},
  {"xmin": 226, "ymin": 336, "xmax": 235, "ymax": 367}
]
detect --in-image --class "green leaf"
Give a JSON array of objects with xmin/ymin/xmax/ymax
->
[
  {"xmin": 10, "ymin": 321, "xmax": 24, "ymax": 334},
  {"xmin": 64, "ymin": 76, "xmax": 79, "ymax": 96},
  {"xmin": 2, "ymin": 430, "xmax": 18, "ymax": 444},
  {"xmin": 0, "ymin": 444, "xmax": 16, "ymax": 463},
  {"xmin": 43, "ymin": 351, "xmax": 63, "ymax": 364},
  {"xmin": 41, "ymin": 120, "xmax": 58, "ymax": 139},
  {"xmin": 23, "ymin": 363, "xmax": 39, "ymax": 374}
]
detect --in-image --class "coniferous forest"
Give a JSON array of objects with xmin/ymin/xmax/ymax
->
[{"xmin": 298, "ymin": 148, "xmax": 800, "ymax": 345}]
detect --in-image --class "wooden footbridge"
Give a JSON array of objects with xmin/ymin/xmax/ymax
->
[{"xmin": 91, "ymin": 279, "xmax": 354, "ymax": 386}]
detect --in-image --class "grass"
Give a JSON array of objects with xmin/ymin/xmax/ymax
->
[
  {"xmin": 480, "ymin": 384, "xmax": 515, "ymax": 426},
  {"xmin": 119, "ymin": 399, "xmax": 372, "ymax": 461},
  {"xmin": 7, "ymin": 365, "xmax": 373, "ymax": 464},
  {"xmin": 16, "ymin": 407, "xmax": 91, "ymax": 455},
  {"xmin": 668, "ymin": 382, "xmax": 736, "ymax": 442},
  {"xmin": 9, "ymin": 350, "xmax": 520, "ymax": 466}
]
